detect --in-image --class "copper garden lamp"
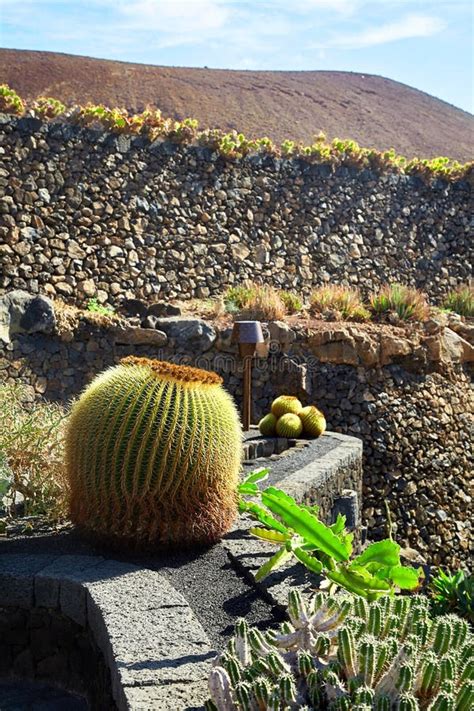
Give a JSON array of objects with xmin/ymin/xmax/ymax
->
[{"xmin": 231, "ymin": 320, "xmax": 264, "ymax": 431}]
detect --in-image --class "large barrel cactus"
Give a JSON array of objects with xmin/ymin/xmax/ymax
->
[{"xmin": 66, "ymin": 356, "xmax": 242, "ymax": 548}]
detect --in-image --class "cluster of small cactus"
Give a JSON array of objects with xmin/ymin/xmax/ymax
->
[
  {"xmin": 207, "ymin": 590, "xmax": 473, "ymax": 710},
  {"xmin": 258, "ymin": 396, "xmax": 326, "ymax": 440},
  {"xmin": 1, "ymin": 83, "xmax": 471, "ymax": 181},
  {"xmin": 65, "ymin": 356, "xmax": 242, "ymax": 549}
]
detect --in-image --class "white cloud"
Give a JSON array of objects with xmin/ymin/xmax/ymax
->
[
  {"xmin": 312, "ymin": 13, "xmax": 446, "ymax": 49},
  {"xmin": 117, "ymin": 0, "xmax": 229, "ymax": 35}
]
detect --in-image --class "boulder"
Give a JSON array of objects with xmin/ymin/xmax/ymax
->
[
  {"xmin": 0, "ymin": 290, "xmax": 56, "ymax": 343},
  {"xmin": 113, "ymin": 326, "xmax": 168, "ymax": 346},
  {"xmin": 379, "ymin": 333, "xmax": 413, "ymax": 366},
  {"xmin": 147, "ymin": 302, "xmax": 182, "ymax": 318},
  {"xmin": 152, "ymin": 317, "xmax": 216, "ymax": 352},
  {"xmin": 308, "ymin": 327, "xmax": 359, "ymax": 366},
  {"xmin": 267, "ymin": 321, "xmax": 296, "ymax": 351},
  {"xmin": 120, "ymin": 298, "xmax": 148, "ymax": 319}
]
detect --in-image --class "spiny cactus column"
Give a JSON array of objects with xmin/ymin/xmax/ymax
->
[{"xmin": 66, "ymin": 356, "xmax": 242, "ymax": 548}]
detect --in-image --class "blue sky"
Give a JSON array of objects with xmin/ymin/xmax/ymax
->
[{"xmin": 1, "ymin": 0, "xmax": 473, "ymax": 113}]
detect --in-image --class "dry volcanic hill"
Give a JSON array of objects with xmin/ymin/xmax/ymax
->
[{"xmin": 1, "ymin": 48, "xmax": 473, "ymax": 161}]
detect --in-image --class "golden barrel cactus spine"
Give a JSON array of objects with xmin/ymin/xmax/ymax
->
[
  {"xmin": 275, "ymin": 413, "xmax": 303, "ymax": 438},
  {"xmin": 65, "ymin": 356, "xmax": 242, "ymax": 549},
  {"xmin": 271, "ymin": 395, "xmax": 303, "ymax": 418},
  {"xmin": 258, "ymin": 413, "xmax": 277, "ymax": 436},
  {"xmin": 299, "ymin": 406, "xmax": 326, "ymax": 438}
]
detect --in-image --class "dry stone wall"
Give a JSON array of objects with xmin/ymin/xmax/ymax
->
[{"xmin": 0, "ymin": 114, "xmax": 472, "ymax": 304}]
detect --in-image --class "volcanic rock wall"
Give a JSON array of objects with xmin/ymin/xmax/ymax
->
[{"xmin": 0, "ymin": 114, "xmax": 472, "ymax": 304}]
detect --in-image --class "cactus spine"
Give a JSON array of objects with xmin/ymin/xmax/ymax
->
[
  {"xmin": 275, "ymin": 412, "xmax": 303, "ymax": 438},
  {"xmin": 299, "ymin": 404, "xmax": 327, "ymax": 437},
  {"xmin": 66, "ymin": 356, "xmax": 242, "ymax": 548},
  {"xmin": 271, "ymin": 395, "xmax": 303, "ymax": 417}
]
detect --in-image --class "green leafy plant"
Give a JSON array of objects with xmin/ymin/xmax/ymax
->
[
  {"xmin": 223, "ymin": 284, "xmax": 258, "ymax": 313},
  {"xmin": 65, "ymin": 357, "xmax": 242, "ymax": 549},
  {"xmin": 0, "ymin": 84, "xmax": 24, "ymax": 115},
  {"xmin": 238, "ymin": 470, "xmax": 423, "ymax": 600},
  {"xmin": 0, "ymin": 383, "xmax": 68, "ymax": 520},
  {"xmin": 32, "ymin": 96, "xmax": 66, "ymax": 119},
  {"xmin": 1, "ymin": 84, "xmax": 472, "ymax": 181},
  {"xmin": 86, "ymin": 298, "xmax": 115, "ymax": 317},
  {"xmin": 310, "ymin": 285, "xmax": 371, "ymax": 321},
  {"xmin": 443, "ymin": 285, "xmax": 474, "ymax": 318},
  {"xmin": 207, "ymin": 590, "xmax": 474, "ymax": 710},
  {"xmin": 370, "ymin": 283, "xmax": 430, "ymax": 322},
  {"xmin": 429, "ymin": 569, "xmax": 473, "ymax": 624},
  {"xmin": 279, "ymin": 290, "xmax": 303, "ymax": 314}
]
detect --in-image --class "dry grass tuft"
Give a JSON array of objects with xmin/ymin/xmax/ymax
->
[
  {"xmin": 370, "ymin": 284, "xmax": 430, "ymax": 322},
  {"xmin": 53, "ymin": 299, "xmax": 123, "ymax": 336},
  {"xmin": 236, "ymin": 284, "xmax": 287, "ymax": 322},
  {"xmin": 443, "ymin": 285, "xmax": 473, "ymax": 318},
  {"xmin": 310, "ymin": 285, "xmax": 370, "ymax": 321},
  {"xmin": 0, "ymin": 382, "xmax": 69, "ymax": 520}
]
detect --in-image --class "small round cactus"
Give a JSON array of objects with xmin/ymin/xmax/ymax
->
[
  {"xmin": 258, "ymin": 412, "xmax": 277, "ymax": 436},
  {"xmin": 299, "ymin": 405, "xmax": 326, "ymax": 438},
  {"xmin": 271, "ymin": 395, "xmax": 303, "ymax": 418},
  {"xmin": 66, "ymin": 356, "xmax": 242, "ymax": 549},
  {"xmin": 275, "ymin": 413, "xmax": 303, "ymax": 438}
]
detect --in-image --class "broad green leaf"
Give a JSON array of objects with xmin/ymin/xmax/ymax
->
[
  {"xmin": 238, "ymin": 483, "xmax": 259, "ymax": 496},
  {"xmin": 388, "ymin": 565, "xmax": 424, "ymax": 590},
  {"xmin": 330, "ymin": 513, "xmax": 347, "ymax": 535},
  {"xmin": 261, "ymin": 487, "xmax": 350, "ymax": 562},
  {"xmin": 239, "ymin": 499, "xmax": 288, "ymax": 535},
  {"xmin": 352, "ymin": 539, "xmax": 401, "ymax": 568},
  {"xmin": 293, "ymin": 547, "xmax": 323, "ymax": 575},
  {"xmin": 249, "ymin": 527, "xmax": 287, "ymax": 544},
  {"xmin": 242, "ymin": 468, "xmax": 270, "ymax": 486},
  {"xmin": 255, "ymin": 546, "xmax": 292, "ymax": 582},
  {"xmin": 326, "ymin": 569, "xmax": 371, "ymax": 599},
  {"xmin": 328, "ymin": 567, "xmax": 391, "ymax": 598}
]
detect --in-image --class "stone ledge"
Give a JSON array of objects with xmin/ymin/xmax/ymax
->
[{"xmin": 0, "ymin": 554, "xmax": 215, "ymax": 710}]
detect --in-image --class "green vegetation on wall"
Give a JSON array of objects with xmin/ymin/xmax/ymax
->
[{"xmin": 1, "ymin": 84, "xmax": 472, "ymax": 182}]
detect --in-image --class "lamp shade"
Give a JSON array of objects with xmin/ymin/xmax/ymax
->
[{"xmin": 231, "ymin": 321, "xmax": 264, "ymax": 345}]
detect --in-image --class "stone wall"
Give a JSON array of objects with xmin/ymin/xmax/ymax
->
[
  {"xmin": 1, "ymin": 299, "xmax": 472, "ymax": 568},
  {"xmin": 1, "ymin": 114, "xmax": 472, "ymax": 304},
  {"xmin": 0, "ymin": 606, "xmax": 114, "ymax": 708}
]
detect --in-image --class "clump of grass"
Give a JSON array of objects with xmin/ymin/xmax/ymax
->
[
  {"xmin": 370, "ymin": 283, "xmax": 430, "ymax": 322},
  {"xmin": 279, "ymin": 290, "xmax": 303, "ymax": 314},
  {"xmin": 443, "ymin": 285, "xmax": 473, "ymax": 318},
  {"xmin": 87, "ymin": 298, "xmax": 115, "ymax": 317},
  {"xmin": 0, "ymin": 383, "xmax": 69, "ymax": 521},
  {"xmin": 223, "ymin": 283, "xmax": 257, "ymax": 313},
  {"xmin": 53, "ymin": 299, "xmax": 121, "ymax": 336},
  {"xmin": 237, "ymin": 284, "xmax": 287, "ymax": 322},
  {"xmin": 310, "ymin": 285, "xmax": 370, "ymax": 321}
]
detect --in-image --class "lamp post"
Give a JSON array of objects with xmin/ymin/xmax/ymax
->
[{"xmin": 231, "ymin": 320, "xmax": 264, "ymax": 431}]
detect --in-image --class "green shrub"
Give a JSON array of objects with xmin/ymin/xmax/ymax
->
[
  {"xmin": 279, "ymin": 290, "xmax": 303, "ymax": 314},
  {"xmin": 207, "ymin": 591, "xmax": 474, "ymax": 710},
  {"xmin": 86, "ymin": 298, "xmax": 115, "ymax": 317},
  {"xmin": 310, "ymin": 285, "xmax": 370, "ymax": 321},
  {"xmin": 0, "ymin": 383, "xmax": 68, "ymax": 520},
  {"xmin": 429, "ymin": 568, "xmax": 473, "ymax": 624},
  {"xmin": 443, "ymin": 285, "xmax": 474, "ymax": 318},
  {"xmin": 0, "ymin": 84, "xmax": 24, "ymax": 115},
  {"xmin": 32, "ymin": 96, "xmax": 66, "ymax": 119},
  {"xmin": 370, "ymin": 283, "xmax": 430, "ymax": 322},
  {"xmin": 237, "ymin": 285, "xmax": 287, "ymax": 322},
  {"xmin": 223, "ymin": 284, "xmax": 257, "ymax": 313}
]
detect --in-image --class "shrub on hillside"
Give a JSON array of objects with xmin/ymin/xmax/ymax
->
[
  {"xmin": 279, "ymin": 290, "xmax": 303, "ymax": 314},
  {"xmin": 32, "ymin": 96, "xmax": 66, "ymax": 119},
  {"xmin": 310, "ymin": 285, "xmax": 370, "ymax": 321},
  {"xmin": 370, "ymin": 283, "xmax": 430, "ymax": 322}
]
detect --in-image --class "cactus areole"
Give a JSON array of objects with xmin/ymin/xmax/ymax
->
[{"xmin": 66, "ymin": 356, "xmax": 242, "ymax": 549}]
